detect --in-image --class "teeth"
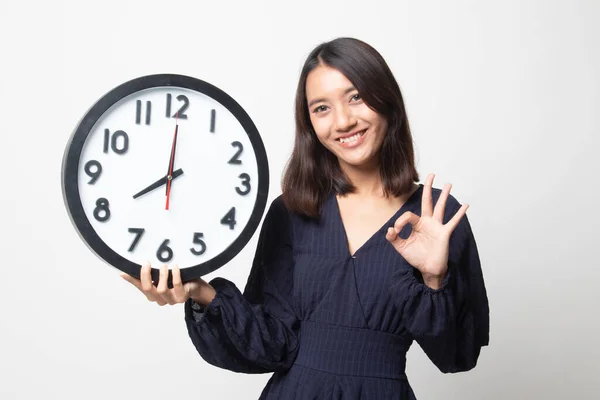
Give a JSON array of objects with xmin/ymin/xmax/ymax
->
[{"xmin": 339, "ymin": 131, "xmax": 364, "ymax": 143}]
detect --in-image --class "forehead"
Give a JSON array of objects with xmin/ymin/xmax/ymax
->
[{"xmin": 305, "ymin": 65, "xmax": 354, "ymax": 101}]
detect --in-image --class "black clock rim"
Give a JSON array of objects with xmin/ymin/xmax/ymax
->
[{"xmin": 61, "ymin": 73, "xmax": 270, "ymax": 283}]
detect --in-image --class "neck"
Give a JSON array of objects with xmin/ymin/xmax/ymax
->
[{"xmin": 339, "ymin": 161, "xmax": 385, "ymax": 197}]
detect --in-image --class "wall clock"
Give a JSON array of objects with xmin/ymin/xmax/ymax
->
[{"xmin": 61, "ymin": 74, "xmax": 269, "ymax": 285}]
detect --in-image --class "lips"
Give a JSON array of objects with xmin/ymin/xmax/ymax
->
[{"xmin": 336, "ymin": 129, "xmax": 366, "ymax": 143}]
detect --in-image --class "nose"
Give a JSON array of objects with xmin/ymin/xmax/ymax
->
[{"xmin": 333, "ymin": 105, "xmax": 357, "ymax": 132}]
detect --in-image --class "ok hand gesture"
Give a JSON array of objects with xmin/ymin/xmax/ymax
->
[{"xmin": 385, "ymin": 174, "xmax": 469, "ymax": 289}]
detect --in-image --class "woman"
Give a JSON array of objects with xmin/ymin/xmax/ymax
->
[{"xmin": 122, "ymin": 37, "xmax": 489, "ymax": 399}]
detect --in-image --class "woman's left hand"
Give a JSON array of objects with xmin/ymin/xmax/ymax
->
[{"xmin": 385, "ymin": 173, "xmax": 469, "ymax": 289}]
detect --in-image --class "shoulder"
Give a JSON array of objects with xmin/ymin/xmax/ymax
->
[
  {"xmin": 268, "ymin": 194, "xmax": 309, "ymax": 223},
  {"xmin": 262, "ymin": 195, "xmax": 295, "ymax": 236},
  {"xmin": 269, "ymin": 194, "xmax": 286, "ymax": 210},
  {"xmin": 266, "ymin": 194, "xmax": 290, "ymax": 219},
  {"xmin": 264, "ymin": 194, "xmax": 314, "ymax": 243}
]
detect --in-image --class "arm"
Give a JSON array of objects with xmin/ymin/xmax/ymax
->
[
  {"xmin": 417, "ymin": 214, "xmax": 488, "ymax": 373},
  {"xmin": 184, "ymin": 196, "xmax": 299, "ymax": 373},
  {"xmin": 391, "ymin": 209, "xmax": 489, "ymax": 373}
]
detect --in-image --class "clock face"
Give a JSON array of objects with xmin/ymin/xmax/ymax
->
[{"xmin": 62, "ymin": 74, "xmax": 269, "ymax": 282}]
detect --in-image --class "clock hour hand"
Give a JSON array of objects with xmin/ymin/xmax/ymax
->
[{"xmin": 133, "ymin": 168, "xmax": 184, "ymax": 199}]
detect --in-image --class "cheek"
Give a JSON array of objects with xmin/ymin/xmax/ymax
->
[
  {"xmin": 313, "ymin": 129, "xmax": 336, "ymax": 152},
  {"xmin": 377, "ymin": 121, "xmax": 388, "ymax": 140},
  {"xmin": 369, "ymin": 114, "xmax": 387, "ymax": 139},
  {"xmin": 310, "ymin": 118, "xmax": 330, "ymax": 142},
  {"xmin": 314, "ymin": 132, "xmax": 331, "ymax": 150}
]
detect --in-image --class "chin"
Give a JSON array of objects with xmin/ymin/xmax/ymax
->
[{"xmin": 338, "ymin": 154, "xmax": 379, "ymax": 169}]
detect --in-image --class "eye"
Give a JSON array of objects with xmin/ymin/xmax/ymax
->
[
  {"xmin": 312, "ymin": 105, "xmax": 328, "ymax": 114},
  {"xmin": 350, "ymin": 93, "xmax": 361, "ymax": 102}
]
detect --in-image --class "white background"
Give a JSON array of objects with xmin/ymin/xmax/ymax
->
[{"xmin": 1, "ymin": 0, "xmax": 599, "ymax": 399}]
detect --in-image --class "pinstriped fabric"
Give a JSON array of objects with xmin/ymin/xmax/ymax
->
[{"xmin": 184, "ymin": 184, "xmax": 489, "ymax": 399}]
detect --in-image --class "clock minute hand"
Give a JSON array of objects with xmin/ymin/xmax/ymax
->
[
  {"xmin": 166, "ymin": 119, "xmax": 179, "ymax": 195},
  {"xmin": 165, "ymin": 113, "xmax": 180, "ymax": 209},
  {"xmin": 133, "ymin": 168, "xmax": 184, "ymax": 200}
]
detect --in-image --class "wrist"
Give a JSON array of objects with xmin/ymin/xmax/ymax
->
[
  {"xmin": 422, "ymin": 271, "xmax": 446, "ymax": 290},
  {"xmin": 189, "ymin": 283, "xmax": 216, "ymax": 306}
]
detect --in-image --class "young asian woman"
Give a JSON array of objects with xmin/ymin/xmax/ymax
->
[{"xmin": 121, "ymin": 36, "xmax": 489, "ymax": 400}]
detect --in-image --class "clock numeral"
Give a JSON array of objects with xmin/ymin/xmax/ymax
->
[
  {"xmin": 210, "ymin": 109, "xmax": 216, "ymax": 133},
  {"xmin": 84, "ymin": 160, "xmax": 102, "ymax": 184},
  {"xmin": 166, "ymin": 93, "xmax": 189, "ymax": 119},
  {"xmin": 221, "ymin": 207, "xmax": 237, "ymax": 230},
  {"xmin": 128, "ymin": 228, "xmax": 145, "ymax": 252},
  {"xmin": 135, "ymin": 100, "xmax": 152, "ymax": 125},
  {"xmin": 228, "ymin": 141, "xmax": 243, "ymax": 165},
  {"xmin": 103, "ymin": 129, "xmax": 129, "ymax": 154},
  {"xmin": 157, "ymin": 239, "xmax": 174, "ymax": 262},
  {"xmin": 93, "ymin": 198, "xmax": 111, "ymax": 222},
  {"xmin": 190, "ymin": 232, "xmax": 207, "ymax": 255},
  {"xmin": 236, "ymin": 173, "xmax": 251, "ymax": 196}
]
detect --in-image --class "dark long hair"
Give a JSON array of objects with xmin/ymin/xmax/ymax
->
[{"xmin": 282, "ymin": 37, "xmax": 419, "ymax": 218}]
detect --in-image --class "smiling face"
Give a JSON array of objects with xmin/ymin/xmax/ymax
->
[{"xmin": 306, "ymin": 64, "xmax": 388, "ymax": 172}]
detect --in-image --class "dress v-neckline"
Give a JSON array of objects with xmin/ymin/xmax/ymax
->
[{"xmin": 332, "ymin": 184, "xmax": 424, "ymax": 258}]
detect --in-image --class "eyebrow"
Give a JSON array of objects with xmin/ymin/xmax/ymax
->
[{"xmin": 307, "ymin": 86, "xmax": 357, "ymax": 108}]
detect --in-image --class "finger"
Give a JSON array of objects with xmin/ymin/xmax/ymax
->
[
  {"xmin": 140, "ymin": 262, "xmax": 155, "ymax": 293},
  {"xmin": 156, "ymin": 264, "xmax": 170, "ymax": 298},
  {"xmin": 387, "ymin": 212, "xmax": 419, "ymax": 250},
  {"xmin": 386, "ymin": 225, "xmax": 409, "ymax": 252},
  {"xmin": 433, "ymin": 183, "xmax": 452, "ymax": 222},
  {"xmin": 385, "ymin": 227, "xmax": 400, "ymax": 245},
  {"xmin": 393, "ymin": 211, "xmax": 420, "ymax": 234},
  {"xmin": 120, "ymin": 273, "xmax": 143, "ymax": 291},
  {"xmin": 172, "ymin": 265, "xmax": 185, "ymax": 300},
  {"xmin": 422, "ymin": 173, "xmax": 435, "ymax": 218},
  {"xmin": 157, "ymin": 264, "xmax": 177, "ymax": 306},
  {"xmin": 446, "ymin": 203, "xmax": 470, "ymax": 232}
]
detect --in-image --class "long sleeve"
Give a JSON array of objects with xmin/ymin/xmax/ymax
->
[
  {"xmin": 390, "ymin": 199, "xmax": 489, "ymax": 373},
  {"xmin": 184, "ymin": 196, "xmax": 300, "ymax": 373}
]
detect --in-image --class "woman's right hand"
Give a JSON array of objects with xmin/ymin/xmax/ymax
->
[{"xmin": 120, "ymin": 262, "xmax": 216, "ymax": 307}]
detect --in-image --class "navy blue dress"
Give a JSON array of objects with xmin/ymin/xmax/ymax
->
[{"xmin": 185, "ymin": 184, "xmax": 489, "ymax": 399}]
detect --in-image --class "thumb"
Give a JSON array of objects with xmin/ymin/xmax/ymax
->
[
  {"xmin": 184, "ymin": 278, "xmax": 206, "ymax": 298},
  {"xmin": 386, "ymin": 227, "xmax": 404, "ymax": 251}
]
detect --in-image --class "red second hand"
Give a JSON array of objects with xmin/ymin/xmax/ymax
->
[{"xmin": 165, "ymin": 112, "xmax": 179, "ymax": 210}]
